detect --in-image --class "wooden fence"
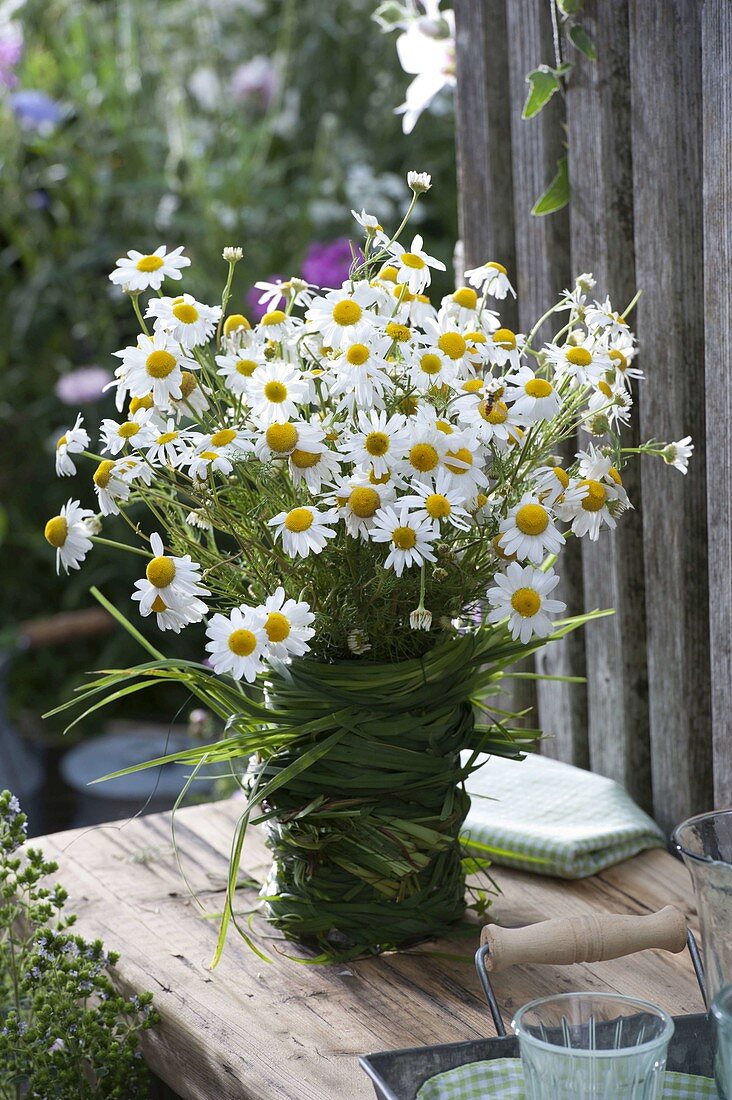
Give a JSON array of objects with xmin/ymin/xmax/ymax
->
[{"xmin": 453, "ymin": 0, "xmax": 731, "ymax": 832}]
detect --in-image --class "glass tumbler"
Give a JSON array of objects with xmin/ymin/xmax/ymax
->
[
  {"xmin": 712, "ymin": 984, "xmax": 732, "ymax": 1100},
  {"xmin": 512, "ymin": 992, "xmax": 674, "ymax": 1100},
  {"xmin": 672, "ymin": 809, "xmax": 732, "ymax": 1003}
]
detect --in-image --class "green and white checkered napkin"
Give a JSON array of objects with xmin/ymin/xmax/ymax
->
[
  {"xmin": 416, "ymin": 1058, "xmax": 716, "ymax": 1099},
  {"xmin": 461, "ymin": 751, "xmax": 665, "ymax": 879}
]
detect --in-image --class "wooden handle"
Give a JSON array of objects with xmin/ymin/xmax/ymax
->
[
  {"xmin": 19, "ymin": 609, "xmax": 113, "ymax": 649},
  {"xmin": 479, "ymin": 906, "xmax": 687, "ymax": 972}
]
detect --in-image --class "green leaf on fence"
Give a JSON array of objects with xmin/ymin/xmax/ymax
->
[
  {"xmin": 532, "ymin": 156, "xmax": 570, "ymax": 216},
  {"xmin": 569, "ymin": 23, "xmax": 597, "ymax": 60},
  {"xmin": 522, "ymin": 66, "xmax": 561, "ymax": 119}
]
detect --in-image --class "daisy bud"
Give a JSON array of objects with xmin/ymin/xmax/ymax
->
[
  {"xmin": 407, "ymin": 171, "xmax": 432, "ymax": 194},
  {"xmin": 222, "ymin": 246, "xmax": 243, "ymax": 263},
  {"xmin": 662, "ymin": 437, "xmax": 693, "ymax": 475},
  {"xmin": 409, "ymin": 607, "xmax": 433, "ymax": 632}
]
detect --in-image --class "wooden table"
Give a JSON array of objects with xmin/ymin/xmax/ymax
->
[{"xmin": 37, "ymin": 800, "xmax": 703, "ymax": 1100}]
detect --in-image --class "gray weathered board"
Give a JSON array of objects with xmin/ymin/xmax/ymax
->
[{"xmin": 454, "ymin": 0, "xmax": 731, "ymax": 829}]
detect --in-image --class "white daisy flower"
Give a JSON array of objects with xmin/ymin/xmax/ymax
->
[
  {"xmin": 484, "ymin": 327, "xmax": 524, "ymax": 372},
  {"xmin": 557, "ymin": 273, "xmax": 597, "ymax": 312},
  {"xmin": 109, "ymin": 245, "xmax": 190, "ymax": 292},
  {"xmin": 305, "ymin": 283, "xmax": 377, "ymax": 350},
  {"xmin": 663, "ymin": 436, "xmax": 693, "ymax": 474},
  {"xmin": 504, "ymin": 366, "xmax": 562, "ymax": 424},
  {"xmin": 498, "ymin": 495, "xmax": 565, "ymax": 564},
  {"xmin": 248, "ymin": 362, "xmax": 310, "ymax": 424},
  {"xmin": 287, "ymin": 445, "xmax": 342, "ymax": 492},
  {"xmin": 463, "ymin": 260, "xmax": 516, "ymax": 299},
  {"xmin": 407, "ymin": 344, "xmax": 457, "ymax": 392},
  {"xmin": 405, "ymin": 292, "xmax": 438, "ymax": 327},
  {"xmin": 255, "ymin": 419, "xmax": 325, "ymax": 462},
  {"xmin": 351, "ymin": 208, "xmax": 386, "ymax": 242},
  {"xmin": 185, "ymin": 448, "xmax": 234, "ymax": 480},
  {"xmin": 330, "ymin": 475, "xmax": 396, "ymax": 539},
  {"xmin": 369, "ymin": 504, "xmax": 438, "ymax": 577},
  {"xmin": 252, "ymin": 279, "xmax": 287, "ymax": 312},
  {"xmin": 259, "ymin": 587, "xmax": 315, "ymax": 659},
  {"xmin": 257, "ymin": 307, "xmax": 296, "ymax": 342},
  {"xmin": 441, "ymin": 286, "xmax": 481, "ymax": 328},
  {"xmin": 268, "ymin": 505, "xmax": 338, "ymax": 559},
  {"xmin": 399, "ymin": 423, "xmax": 449, "ymax": 483},
  {"xmin": 606, "ymin": 340, "xmax": 643, "ymax": 388},
  {"xmin": 421, "ymin": 315, "xmax": 473, "ymax": 374},
  {"xmin": 586, "ymin": 378, "xmax": 633, "ymax": 430},
  {"xmin": 171, "ymin": 371, "xmax": 210, "ymax": 419},
  {"xmin": 585, "ymin": 297, "xmax": 631, "ymax": 339},
  {"xmin": 455, "ymin": 385, "xmax": 513, "ymax": 447},
  {"xmin": 407, "ymin": 171, "xmax": 432, "ymax": 194},
  {"xmin": 401, "ymin": 468, "xmax": 471, "ymax": 532},
  {"xmin": 44, "ymin": 499, "xmax": 95, "ymax": 574},
  {"xmin": 388, "ymin": 234, "xmax": 446, "ymax": 295},
  {"xmin": 132, "ymin": 532, "xmax": 209, "ymax": 627},
  {"xmin": 556, "ymin": 447, "xmax": 629, "ymax": 540},
  {"xmin": 533, "ymin": 464, "xmax": 573, "ymax": 507},
  {"xmin": 100, "ymin": 409, "xmax": 157, "ymax": 456},
  {"xmin": 92, "ymin": 458, "xmax": 138, "ymax": 516},
  {"xmin": 545, "ymin": 340, "xmax": 611, "ymax": 387},
  {"xmin": 197, "ymin": 425, "xmax": 252, "ymax": 458},
  {"xmin": 205, "ymin": 605, "xmax": 268, "ymax": 682},
  {"xmin": 442, "ymin": 433, "xmax": 490, "ymax": 494},
  {"xmin": 55, "ymin": 414, "xmax": 89, "ymax": 477},
  {"xmin": 343, "ymin": 410, "xmax": 409, "ymax": 477},
  {"xmin": 215, "ymin": 346, "xmax": 266, "ymax": 396},
  {"xmin": 113, "ymin": 332, "xmax": 197, "ymax": 410},
  {"xmin": 487, "ymin": 563, "xmax": 566, "ymax": 643},
  {"xmin": 325, "ymin": 335, "xmax": 394, "ymax": 411},
  {"xmin": 146, "ymin": 293, "xmax": 221, "ymax": 348},
  {"xmin": 146, "ymin": 419, "xmax": 189, "ymax": 467}
]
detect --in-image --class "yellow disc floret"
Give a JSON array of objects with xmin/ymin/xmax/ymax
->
[
  {"xmin": 492, "ymin": 534, "xmax": 517, "ymax": 561},
  {"xmin": 44, "ymin": 515, "xmax": 68, "ymax": 548},
  {"xmin": 400, "ymin": 252, "xmax": 426, "ymax": 269},
  {"xmin": 365, "ymin": 431, "xmax": 390, "ymax": 456},
  {"xmin": 349, "ymin": 487, "xmax": 380, "ymax": 518},
  {"xmin": 487, "ymin": 261, "xmax": 507, "ymax": 275},
  {"xmin": 346, "ymin": 343, "xmax": 370, "ymax": 366},
  {"xmin": 172, "ymin": 302, "xmax": 199, "ymax": 324},
  {"xmin": 566, "ymin": 347, "xmax": 592, "ymax": 367},
  {"xmin": 452, "ymin": 287, "xmax": 478, "ymax": 309},
  {"xmin": 136, "ymin": 255, "xmax": 164, "ymax": 272},
  {"xmin": 264, "ymin": 380, "xmax": 288, "ymax": 403},
  {"xmin": 118, "ymin": 421, "xmax": 141, "ymax": 439},
  {"xmin": 56, "ymin": 434, "xmax": 67, "ymax": 450},
  {"xmin": 420, "ymin": 353, "xmax": 443, "ymax": 375},
  {"xmin": 151, "ymin": 595, "xmax": 168, "ymax": 613},
  {"xmin": 493, "ymin": 328, "xmax": 517, "ymax": 350},
  {"xmin": 265, "ymin": 612, "xmax": 290, "ymax": 644},
  {"xmin": 146, "ymin": 555, "xmax": 176, "ymax": 588},
  {"xmin": 332, "ymin": 300, "xmax": 362, "ymax": 326},
  {"xmin": 425, "ymin": 494, "xmax": 451, "ymax": 520},
  {"xmin": 228, "ymin": 629, "xmax": 257, "ymax": 657},
  {"xmin": 578, "ymin": 478, "xmax": 607, "ymax": 512},
  {"xmin": 146, "ymin": 350, "xmax": 177, "ymax": 378},
  {"xmin": 445, "ymin": 447, "xmax": 473, "ymax": 474},
  {"xmin": 129, "ymin": 394, "xmax": 154, "ymax": 414},
  {"xmin": 438, "ymin": 332, "xmax": 467, "ymax": 360},
  {"xmin": 525, "ymin": 378, "xmax": 553, "ymax": 398},
  {"xmin": 266, "ymin": 422, "xmax": 298, "ymax": 453},
  {"xmin": 511, "ymin": 588, "xmax": 541, "ymax": 617},
  {"xmin": 409, "ymin": 443, "xmax": 439, "ymax": 472},
  {"xmin": 515, "ymin": 503, "xmax": 549, "ymax": 536},
  {"xmin": 385, "ymin": 321, "xmax": 411, "ymax": 342},
  {"xmin": 290, "ymin": 449, "xmax": 319, "ymax": 469},
  {"xmin": 210, "ymin": 428, "xmax": 237, "ymax": 447},
  {"xmin": 284, "ymin": 508, "xmax": 313, "ymax": 533},
  {"xmin": 479, "ymin": 399, "xmax": 508, "ymax": 424},
  {"xmin": 93, "ymin": 459, "xmax": 115, "ymax": 489},
  {"xmin": 262, "ymin": 309, "xmax": 287, "ymax": 327},
  {"xmin": 223, "ymin": 314, "xmax": 250, "ymax": 335},
  {"xmin": 392, "ymin": 526, "xmax": 417, "ymax": 550},
  {"xmin": 235, "ymin": 359, "xmax": 258, "ymax": 377},
  {"xmin": 156, "ymin": 431, "xmax": 178, "ymax": 445}
]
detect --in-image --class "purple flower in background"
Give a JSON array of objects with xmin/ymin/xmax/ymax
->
[
  {"xmin": 246, "ymin": 275, "xmax": 284, "ymax": 321},
  {"xmin": 301, "ymin": 237, "xmax": 359, "ymax": 289},
  {"xmin": 0, "ymin": 22, "xmax": 22, "ymax": 89},
  {"xmin": 230, "ymin": 56, "xmax": 279, "ymax": 112},
  {"xmin": 55, "ymin": 366, "xmax": 112, "ymax": 406},
  {"xmin": 10, "ymin": 89, "xmax": 63, "ymax": 131}
]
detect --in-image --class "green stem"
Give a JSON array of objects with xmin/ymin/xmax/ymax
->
[{"xmin": 91, "ymin": 536, "xmax": 150, "ymax": 558}]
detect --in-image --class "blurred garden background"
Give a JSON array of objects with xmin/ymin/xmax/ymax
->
[{"xmin": 0, "ymin": 0, "xmax": 457, "ymax": 832}]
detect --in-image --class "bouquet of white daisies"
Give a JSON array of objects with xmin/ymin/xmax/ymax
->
[{"xmin": 44, "ymin": 172, "xmax": 691, "ymax": 958}]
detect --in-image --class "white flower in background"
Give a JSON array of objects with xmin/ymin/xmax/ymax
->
[
  {"xmin": 222, "ymin": 246, "xmax": 244, "ymax": 263},
  {"xmin": 389, "ymin": 234, "xmax": 446, "ymax": 294},
  {"xmin": 185, "ymin": 447, "xmax": 234, "ymax": 480},
  {"xmin": 325, "ymin": 335, "xmax": 394, "ymax": 411},
  {"xmin": 146, "ymin": 293, "xmax": 221, "ymax": 348},
  {"xmin": 332, "ymin": 476, "xmax": 396, "ymax": 539},
  {"xmin": 258, "ymin": 307, "xmax": 295, "ymax": 342},
  {"xmin": 369, "ymin": 504, "xmax": 438, "ymax": 576},
  {"xmin": 197, "ymin": 425, "xmax": 252, "ymax": 458},
  {"xmin": 92, "ymin": 457, "xmax": 139, "ymax": 516},
  {"xmin": 663, "ymin": 437, "xmax": 694, "ymax": 474},
  {"xmin": 132, "ymin": 532, "xmax": 209, "ymax": 627},
  {"xmin": 484, "ymin": 327, "xmax": 523, "ymax": 371},
  {"xmin": 395, "ymin": 5, "xmax": 456, "ymax": 135},
  {"xmin": 343, "ymin": 410, "xmax": 409, "ymax": 477},
  {"xmin": 504, "ymin": 367, "xmax": 562, "ymax": 424},
  {"xmin": 606, "ymin": 341, "xmax": 643, "ymax": 388},
  {"xmin": 402, "ymin": 468, "xmax": 470, "ymax": 531},
  {"xmin": 108, "ymin": 245, "xmax": 190, "ymax": 292},
  {"xmin": 498, "ymin": 495, "xmax": 564, "ymax": 564},
  {"xmin": 171, "ymin": 371, "xmax": 209, "ymax": 419},
  {"xmin": 585, "ymin": 297, "xmax": 631, "ymax": 338},
  {"xmin": 44, "ymin": 500, "xmax": 95, "ymax": 574},
  {"xmin": 305, "ymin": 283, "xmax": 377, "ymax": 349},
  {"xmin": 100, "ymin": 410, "xmax": 157, "ymax": 456},
  {"xmin": 248, "ymin": 362, "xmax": 310, "ymax": 424},
  {"xmin": 558, "ymin": 272, "xmax": 597, "ymax": 311},
  {"xmin": 407, "ymin": 344, "xmax": 457, "ymax": 392},
  {"xmin": 487, "ymin": 563, "xmax": 566, "ymax": 643},
  {"xmin": 268, "ymin": 506, "xmax": 338, "ymax": 559},
  {"xmin": 215, "ymin": 338, "xmax": 268, "ymax": 396},
  {"xmin": 259, "ymin": 587, "xmax": 315, "ymax": 659},
  {"xmin": 587, "ymin": 377, "xmax": 633, "ymax": 430},
  {"xmin": 205, "ymin": 606, "xmax": 268, "ymax": 682},
  {"xmin": 113, "ymin": 332, "xmax": 197, "ymax": 409},
  {"xmin": 287, "ymin": 444, "xmax": 342, "ymax": 492},
  {"xmin": 252, "ymin": 278, "xmax": 288, "ymax": 312},
  {"xmin": 464, "ymin": 261, "xmax": 516, "ymax": 300},
  {"xmin": 545, "ymin": 339, "xmax": 611, "ymax": 387},
  {"xmin": 54, "ymin": 414, "xmax": 89, "ymax": 476},
  {"xmin": 407, "ymin": 170, "xmax": 433, "ymax": 192},
  {"xmin": 352, "ymin": 208, "xmax": 386, "ymax": 241},
  {"xmin": 146, "ymin": 420, "xmax": 189, "ymax": 467},
  {"xmin": 442, "ymin": 286, "xmax": 480, "ymax": 327}
]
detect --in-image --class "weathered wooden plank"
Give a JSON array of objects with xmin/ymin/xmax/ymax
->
[
  {"xmin": 565, "ymin": 0, "xmax": 651, "ymax": 810},
  {"xmin": 629, "ymin": 1, "xmax": 712, "ymax": 832},
  {"xmin": 36, "ymin": 801, "xmax": 703, "ymax": 1100},
  {"xmin": 702, "ymin": 0, "xmax": 732, "ymax": 809},
  {"xmin": 505, "ymin": 0, "xmax": 587, "ymax": 766}
]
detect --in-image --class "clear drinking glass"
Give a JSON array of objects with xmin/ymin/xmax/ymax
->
[
  {"xmin": 512, "ymin": 992, "xmax": 674, "ymax": 1099},
  {"xmin": 712, "ymin": 984, "xmax": 732, "ymax": 1100},
  {"xmin": 672, "ymin": 809, "xmax": 732, "ymax": 1003}
]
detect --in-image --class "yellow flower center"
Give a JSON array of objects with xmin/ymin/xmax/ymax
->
[
  {"xmin": 290, "ymin": 449, "xmax": 320, "ymax": 469},
  {"xmin": 525, "ymin": 378, "xmax": 553, "ymax": 398},
  {"xmin": 578, "ymin": 479, "xmax": 607, "ymax": 512},
  {"xmin": 492, "ymin": 534, "xmax": 516, "ymax": 561},
  {"xmin": 393, "ymin": 284, "xmax": 415, "ymax": 302},
  {"xmin": 511, "ymin": 587, "xmax": 541, "ymax": 617},
  {"xmin": 156, "ymin": 431, "xmax": 178, "ymax": 445},
  {"xmin": 409, "ymin": 443, "xmax": 439, "ymax": 472},
  {"xmin": 266, "ymin": 422, "xmax": 298, "ymax": 453},
  {"xmin": 265, "ymin": 612, "xmax": 290, "ymax": 644},
  {"xmin": 262, "ymin": 309, "xmax": 287, "ymax": 326},
  {"xmin": 608, "ymin": 466, "xmax": 623, "ymax": 485},
  {"xmin": 151, "ymin": 595, "xmax": 168, "ymax": 613},
  {"xmin": 264, "ymin": 380, "xmax": 288, "ymax": 403},
  {"xmin": 365, "ymin": 431, "xmax": 390, "ymax": 456},
  {"xmin": 392, "ymin": 526, "xmax": 417, "ymax": 550},
  {"xmin": 553, "ymin": 467, "xmax": 570, "ymax": 488},
  {"xmin": 129, "ymin": 394, "xmax": 154, "ymax": 413},
  {"xmin": 515, "ymin": 503, "xmax": 549, "ymax": 535},
  {"xmin": 609, "ymin": 349, "xmax": 628, "ymax": 371},
  {"xmin": 136, "ymin": 254, "xmax": 164, "ymax": 272},
  {"xmin": 56, "ymin": 434, "xmax": 67, "ymax": 450},
  {"xmin": 385, "ymin": 321, "xmax": 411, "ymax": 342},
  {"xmin": 284, "ymin": 508, "xmax": 313, "ymax": 533},
  {"xmin": 435, "ymin": 419, "xmax": 453, "ymax": 435},
  {"xmin": 228, "ymin": 629, "xmax": 257, "ymax": 657},
  {"xmin": 200, "ymin": 450, "xmax": 219, "ymax": 461},
  {"xmin": 379, "ymin": 264, "xmax": 398, "ymax": 282},
  {"xmin": 487, "ymin": 261, "xmax": 508, "ymax": 275},
  {"xmin": 235, "ymin": 359, "xmax": 258, "ymax": 376},
  {"xmin": 493, "ymin": 328, "xmax": 516, "ymax": 350},
  {"xmin": 597, "ymin": 380, "xmax": 613, "ymax": 398},
  {"xmin": 566, "ymin": 347, "xmax": 592, "ymax": 367},
  {"xmin": 146, "ymin": 350, "xmax": 177, "ymax": 378},
  {"xmin": 452, "ymin": 287, "xmax": 478, "ymax": 309},
  {"xmin": 210, "ymin": 429, "xmax": 237, "ymax": 447},
  {"xmin": 118, "ymin": 421, "xmax": 141, "ymax": 439},
  {"xmin": 425, "ymin": 493, "xmax": 451, "ymax": 519},
  {"xmin": 146, "ymin": 555, "xmax": 176, "ymax": 588},
  {"xmin": 438, "ymin": 332, "xmax": 467, "ymax": 360},
  {"xmin": 179, "ymin": 371, "xmax": 198, "ymax": 399},
  {"xmin": 480, "ymin": 399, "xmax": 508, "ymax": 424},
  {"xmin": 401, "ymin": 251, "xmax": 426, "ymax": 270},
  {"xmin": 445, "ymin": 447, "xmax": 473, "ymax": 474},
  {"xmin": 346, "ymin": 343, "xmax": 370, "ymax": 366},
  {"xmin": 332, "ymin": 300, "xmax": 362, "ymax": 326},
  {"xmin": 350, "ymin": 486, "xmax": 380, "ymax": 518},
  {"xmin": 44, "ymin": 515, "xmax": 68, "ymax": 548},
  {"xmin": 420, "ymin": 353, "xmax": 443, "ymax": 375},
  {"xmin": 462, "ymin": 378, "xmax": 484, "ymax": 394},
  {"xmin": 172, "ymin": 302, "xmax": 199, "ymax": 324},
  {"xmin": 465, "ymin": 331, "xmax": 487, "ymax": 344},
  {"xmin": 93, "ymin": 459, "xmax": 115, "ymax": 489},
  {"xmin": 223, "ymin": 314, "xmax": 250, "ymax": 335}
]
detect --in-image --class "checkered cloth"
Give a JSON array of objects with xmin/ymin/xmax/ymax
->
[
  {"xmin": 416, "ymin": 1058, "xmax": 716, "ymax": 1099},
  {"xmin": 461, "ymin": 752, "xmax": 665, "ymax": 879}
]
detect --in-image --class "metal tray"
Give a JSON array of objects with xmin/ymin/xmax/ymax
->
[{"xmin": 360, "ymin": 1011, "xmax": 713, "ymax": 1100}]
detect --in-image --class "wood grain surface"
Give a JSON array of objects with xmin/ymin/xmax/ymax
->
[{"xmin": 37, "ymin": 799, "xmax": 703, "ymax": 1100}]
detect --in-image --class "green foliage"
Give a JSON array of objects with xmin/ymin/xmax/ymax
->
[
  {"xmin": 569, "ymin": 23, "xmax": 597, "ymax": 61},
  {"xmin": 522, "ymin": 66, "xmax": 563, "ymax": 120},
  {"xmin": 0, "ymin": 791, "xmax": 157, "ymax": 1097},
  {"xmin": 532, "ymin": 155, "xmax": 570, "ymax": 217}
]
